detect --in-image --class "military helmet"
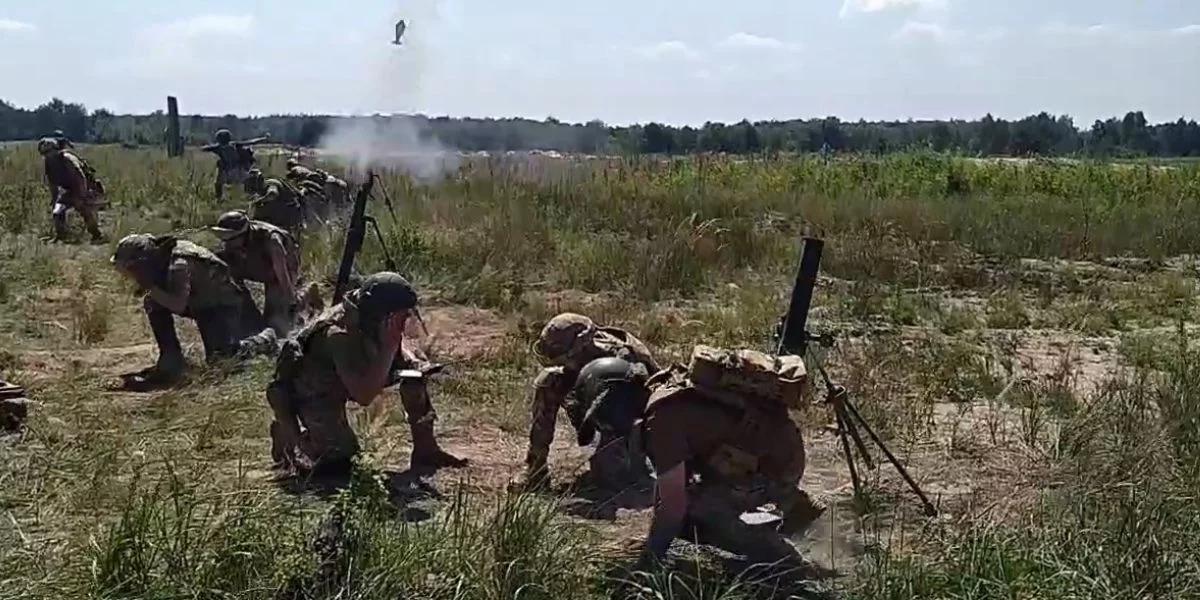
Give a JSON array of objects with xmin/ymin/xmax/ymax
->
[
  {"xmin": 214, "ymin": 129, "xmax": 233, "ymax": 144},
  {"xmin": 574, "ymin": 357, "xmax": 651, "ymax": 439},
  {"xmin": 533, "ymin": 313, "xmax": 598, "ymax": 366},
  {"xmin": 354, "ymin": 272, "xmax": 419, "ymax": 320},
  {"xmin": 111, "ymin": 233, "xmax": 158, "ymax": 267},
  {"xmin": 212, "ymin": 210, "xmax": 251, "ymax": 240},
  {"xmin": 36, "ymin": 137, "xmax": 59, "ymax": 155},
  {"xmin": 286, "ymin": 157, "xmax": 300, "ymax": 169}
]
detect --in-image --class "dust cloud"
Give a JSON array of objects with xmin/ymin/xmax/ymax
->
[{"xmin": 317, "ymin": 0, "xmax": 458, "ymax": 181}]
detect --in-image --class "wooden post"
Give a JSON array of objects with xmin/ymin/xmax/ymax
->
[{"xmin": 166, "ymin": 96, "xmax": 182, "ymax": 157}]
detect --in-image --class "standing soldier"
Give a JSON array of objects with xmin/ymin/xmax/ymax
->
[
  {"xmin": 617, "ymin": 346, "xmax": 826, "ymax": 568},
  {"xmin": 110, "ymin": 234, "xmax": 275, "ymax": 387},
  {"xmin": 39, "ymin": 138, "xmax": 104, "ymax": 243},
  {"xmin": 212, "ymin": 210, "xmax": 301, "ymax": 336},
  {"xmin": 266, "ymin": 272, "xmax": 468, "ymax": 476},
  {"xmin": 286, "ymin": 157, "xmax": 350, "ymax": 207},
  {"xmin": 515, "ymin": 313, "xmax": 659, "ymax": 490},
  {"xmin": 202, "ymin": 129, "xmax": 270, "ymax": 199},
  {"xmin": 243, "ymin": 168, "xmax": 305, "ymax": 233}
]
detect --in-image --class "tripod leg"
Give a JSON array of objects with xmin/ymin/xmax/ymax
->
[
  {"xmin": 844, "ymin": 397, "xmax": 938, "ymax": 516},
  {"xmin": 834, "ymin": 405, "xmax": 862, "ymax": 500},
  {"xmin": 841, "ymin": 406, "xmax": 876, "ymax": 470}
]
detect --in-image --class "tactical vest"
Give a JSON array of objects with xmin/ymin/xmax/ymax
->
[
  {"xmin": 235, "ymin": 223, "xmax": 300, "ymax": 283},
  {"xmin": 170, "ymin": 240, "xmax": 245, "ymax": 312}
]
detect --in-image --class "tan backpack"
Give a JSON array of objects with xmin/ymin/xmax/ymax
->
[{"xmin": 686, "ymin": 345, "xmax": 809, "ymax": 410}]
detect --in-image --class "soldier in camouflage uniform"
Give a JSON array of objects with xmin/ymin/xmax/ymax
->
[
  {"xmin": 286, "ymin": 157, "xmax": 350, "ymax": 208},
  {"xmin": 202, "ymin": 129, "xmax": 270, "ymax": 199},
  {"xmin": 212, "ymin": 210, "xmax": 302, "ymax": 336},
  {"xmin": 111, "ymin": 234, "xmax": 275, "ymax": 386},
  {"xmin": 615, "ymin": 356, "xmax": 826, "ymax": 568},
  {"xmin": 243, "ymin": 168, "xmax": 306, "ymax": 233},
  {"xmin": 266, "ymin": 272, "xmax": 467, "ymax": 476},
  {"xmin": 515, "ymin": 313, "xmax": 659, "ymax": 490},
  {"xmin": 39, "ymin": 138, "xmax": 104, "ymax": 243}
]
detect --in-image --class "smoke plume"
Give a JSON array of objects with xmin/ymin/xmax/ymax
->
[{"xmin": 317, "ymin": 0, "xmax": 457, "ymax": 181}]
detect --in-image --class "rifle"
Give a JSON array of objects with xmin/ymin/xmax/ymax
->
[
  {"xmin": 332, "ymin": 170, "xmax": 399, "ymax": 305},
  {"xmin": 776, "ymin": 236, "xmax": 938, "ymax": 517}
]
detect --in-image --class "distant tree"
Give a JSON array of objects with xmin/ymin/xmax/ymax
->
[
  {"xmin": 297, "ymin": 118, "xmax": 327, "ymax": 147},
  {"xmin": 977, "ymin": 114, "xmax": 1010, "ymax": 155},
  {"xmin": 641, "ymin": 122, "xmax": 675, "ymax": 154}
]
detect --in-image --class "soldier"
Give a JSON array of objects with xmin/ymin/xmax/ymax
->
[
  {"xmin": 111, "ymin": 234, "xmax": 275, "ymax": 387},
  {"xmin": 211, "ymin": 210, "xmax": 301, "ymax": 336},
  {"xmin": 38, "ymin": 137, "xmax": 104, "ymax": 243},
  {"xmin": 515, "ymin": 313, "xmax": 658, "ymax": 490},
  {"xmin": 266, "ymin": 272, "xmax": 467, "ymax": 476},
  {"xmin": 243, "ymin": 168, "xmax": 305, "ymax": 233},
  {"xmin": 51, "ymin": 129, "xmax": 74, "ymax": 149},
  {"xmin": 620, "ymin": 350, "xmax": 826, "ymax": 568},
  {"xmin": 286, "ymin": 157, "xmax": 350, "ymax": 207},
  {"xmin": 202, "ymin": 129, "xmax": 270, "ymax": 199}
]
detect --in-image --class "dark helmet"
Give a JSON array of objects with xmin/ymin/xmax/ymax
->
[
  {"xmin": 571, "ymin": 357, "xmax": 650, "ymax": 443},
  {"xmin": 214, "ymin": 129, "xmax": 233, "ymax": 144},
  {"xmin": 354, "ymin": 272, "xmax": 419, "ymax": 321},
  {"xmin": 212, "ymin": 210, "xmax": 251, "ymax": 240}
]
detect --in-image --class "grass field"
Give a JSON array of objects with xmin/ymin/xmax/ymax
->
[{"xmin": 2, "ymin": 145, "xmax": 1200, "ymax": 599}]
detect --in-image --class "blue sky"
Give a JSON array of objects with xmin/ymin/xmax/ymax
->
[{"xmin": 1, "ymin": 0, "xmax": 1197, "ymax": 125}]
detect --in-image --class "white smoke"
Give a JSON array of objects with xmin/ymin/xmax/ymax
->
[{"xmin": 317, "ymin": 0, "xmax": 458, "ymax": 181}]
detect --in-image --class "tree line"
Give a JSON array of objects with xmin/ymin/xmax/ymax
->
[{"xmin": 3, "ymin": 97, "xmax": 1200, "ymax": 158}]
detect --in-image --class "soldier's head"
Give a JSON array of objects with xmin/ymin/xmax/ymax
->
[
  {"xmin": 111, "ymin": 234, "xmax": 176, "ymax": 279},
  {"xmin": 533, "ymin": 313, "xmax": 599, "ymax": 371},
  {"xmin": 211, "ymin": 210, "xmax": 251, "ymax": 245},
  {"xmin": 346, "ymin": 271, "xmax": 420, "ymax": 334},
  {"xmin": 36, "ymin": 138, "xmax": 60, "ymax": 156},
  {"xmin": 286, "ymin": 157, "xmax": 300, "ymax": 169},
  {"xmin": 214, "ymin": 129, "xmax": 233, "ymax": 145},
  {"xmin": 243, "ymin": 168, "xmax": 265, "ymax": 194}
]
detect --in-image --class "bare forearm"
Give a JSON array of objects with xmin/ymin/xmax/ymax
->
[
  {"xmin": 342, "ymin": 345, "xmax": 400, "ymax": 406},
  {"xmin": 645, "ymin": 465, "xmax": 688, "ymax": 558}
]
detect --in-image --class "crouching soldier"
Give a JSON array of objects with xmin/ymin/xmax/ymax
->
[
  {"xmin": 111, "ymin": 234, "xmax": 275, "ymax": 387},
  {"xmin": 244, "ymin": 168, "xmax": 305, "ymax": 233},
  {"xmin": 266, "ymin": 272, "xmax": 467, "ymax": 476},
  {"xmin": 625, "ymin": 346, "xmax": 826, "ymax": 568},
  {"xmin": 515, "ymin": 313, "xmax": 659, "ymax": 491},
  {"xmin": 212, "ymin": 210, "xmax": 301, "ymax": 336},
  {"xmin": 39, "ymin": 138, "xmax": 104, "ymax": 243},
  {"xmin": 286, "ymin": 157, "xmax": 349, "ymax": 207}
]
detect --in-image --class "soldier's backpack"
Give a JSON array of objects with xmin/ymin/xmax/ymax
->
[{"xmin": 685, "ymin": 345, "xmax": 808, "ymax": 410}]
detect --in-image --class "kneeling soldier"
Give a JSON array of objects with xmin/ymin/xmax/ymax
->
[
  {"xmin": 212, "ymin": 210, "xmax": 301, "ymax": 336},
  {"xmin": 266, "ymin": 272, "xmax": 467, "ymax": 476}
]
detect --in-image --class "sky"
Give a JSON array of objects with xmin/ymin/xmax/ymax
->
[{"xmin": 1, "ymin": 0, "xmax": 1198, "ymax": 126}]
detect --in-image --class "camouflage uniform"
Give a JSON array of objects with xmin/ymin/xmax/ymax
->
[
  {"xmin": 636, "ymin": 375, "xmax": 824, "ymax": 565},
  {"xmin": 40, "ymin": 138, "xmax": 103, "ymax": 242},
  {"xmin": 266, "ymin": 281, "xmax": 462, "ymax": 475},
  {"xmin": 112, "ymin": 235, "xmax": 267, "ymax": 377},
  {"xmin": 523, "ymin": 313, "xmax": 658, "ymax": 487},
  {"xmin": 214, "ymin": 213, "xmax": 302, "ymax": 336},
  {"xmin": 245, "ymin": 170, "xmax": 304, "ymax": 233},
  {"xmin": 287, "ymin": 162, "xmax": 349, "ymax": 208}
]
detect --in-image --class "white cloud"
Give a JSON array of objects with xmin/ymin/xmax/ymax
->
[
  {"xmin": 719, "ymin": 32, "xmax": 801, "ymax": 53},
  {"xmin": 0, "ymin": 18, "xmax": 36, "ymax": 33},
  {"xmin": 1172, "ymin": 24, "xmax": 1200, "ymax": 37},
  {"xmin": 892, "ymin": 20, "xmax": 960, "ymax": 44},
  {"xmin": 635, "ymin": 40, "xmax": 700, "ymax": 62},
  {"xmin": 840, "ymin": 0, "xmax": 947, "ymax": 18}
]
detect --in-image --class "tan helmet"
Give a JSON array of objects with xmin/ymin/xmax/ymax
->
[
  {"xmin": 533, "ymin": 313, "xmax": 598, "ymax": 367},
  {"xmin": 37, "ymin": 138, "xmax": 59, "ymax": 155},
  {"xmin": 110, "ymin": 233, "xmax": 158, "ymax": 267}
]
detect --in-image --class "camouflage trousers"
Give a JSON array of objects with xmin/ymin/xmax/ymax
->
[
  {"xmin": 52, "ymin": 191, "xmax": 102, "ymax": 241},
  {"xmin": 263, "ymin": 278, "xmax": 298, "ymax": 337},
  {"xmin": 684, "ymin": 476, "xmax": 823, "ymax": 566},
  {"xmin": 215, "ymin": 166, "xmax": 248, "ymax": 198}
]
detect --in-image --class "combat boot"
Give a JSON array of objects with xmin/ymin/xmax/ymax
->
[
  {"xmin": 409, "ymin": 421, "xmax": 468, "ymax": 471},
  {"xmin": 779, "ymin": 490, "xmax": 826, "ymax": 535}
]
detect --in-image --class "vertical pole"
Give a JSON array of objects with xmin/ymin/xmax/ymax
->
[{"xmin": 166, "ymin": 96, "xmax": 182, "ymax": 157}]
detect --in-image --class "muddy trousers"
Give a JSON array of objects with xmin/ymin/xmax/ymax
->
[{"xmin": 146, "ymin": 299, "xmax": 245, "ymax": 370}]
